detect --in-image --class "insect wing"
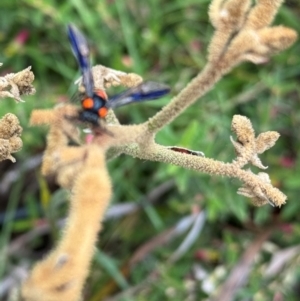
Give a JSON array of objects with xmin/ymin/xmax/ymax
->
[
  {"xmin": 106, "ymin": 81, "xmax": 170, "ymax": 109},
  {"xmin": 68, "ymin": 24, "xmax": 94, "ymax": 98}
]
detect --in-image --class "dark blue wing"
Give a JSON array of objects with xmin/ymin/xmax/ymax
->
[
  {"xmin": 68, "ymin": 24, "xmax": 94, "ymax": 98},
  {"xmin": 106, "ymin": 81, "xmax": 170, "ymax": 109}
]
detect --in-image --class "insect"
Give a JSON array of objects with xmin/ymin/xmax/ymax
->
[
  {"xmin": 167, "ymin": 146, "xmax": 204, "ymax": 157},
  {"xmin": 68, "ymin": 24, "xmax": 170, "ymax": 125}
]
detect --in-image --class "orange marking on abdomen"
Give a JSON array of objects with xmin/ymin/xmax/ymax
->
[
  {"xmin": 82, "ymin": 98, "xmax": 94, "ymax": 109},
  {"xmin": 98, "ymin": 107, "xmax": 108, "ymax": 118}
]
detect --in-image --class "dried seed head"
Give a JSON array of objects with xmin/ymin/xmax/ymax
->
[{"xmin": 0, "ymin": 114, "xmax": 23, "ymax": 162}]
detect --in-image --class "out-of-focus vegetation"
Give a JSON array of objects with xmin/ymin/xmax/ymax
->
[{"xmin": 0, "ymin": 0, "xmax": 300, "ymax": 300}]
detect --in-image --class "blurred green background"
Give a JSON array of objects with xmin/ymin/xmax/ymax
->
[{"xmin": 0, "ymin": 0, "xmax": 300, "ymax": 300}]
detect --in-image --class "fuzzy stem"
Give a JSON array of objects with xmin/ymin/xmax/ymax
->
[
  {"xmin": 121, "ymin": 143, "xmax": 286, "ymax": 206},
  {"xmin": 146, "ymin": 62, "xmax": 229, "ymax": 134},
  {"xmin": 22, "ymin": 146, "xmax": 112, "ymax": 301}
]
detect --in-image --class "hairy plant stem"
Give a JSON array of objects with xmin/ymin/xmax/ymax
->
[
  {"xmin": 146, "ymin": 61, "xmax": 229, "ymax": 134},
  {"xmin": 120, "ymin": 142, "xmax": 286, "ymax": 205}
]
